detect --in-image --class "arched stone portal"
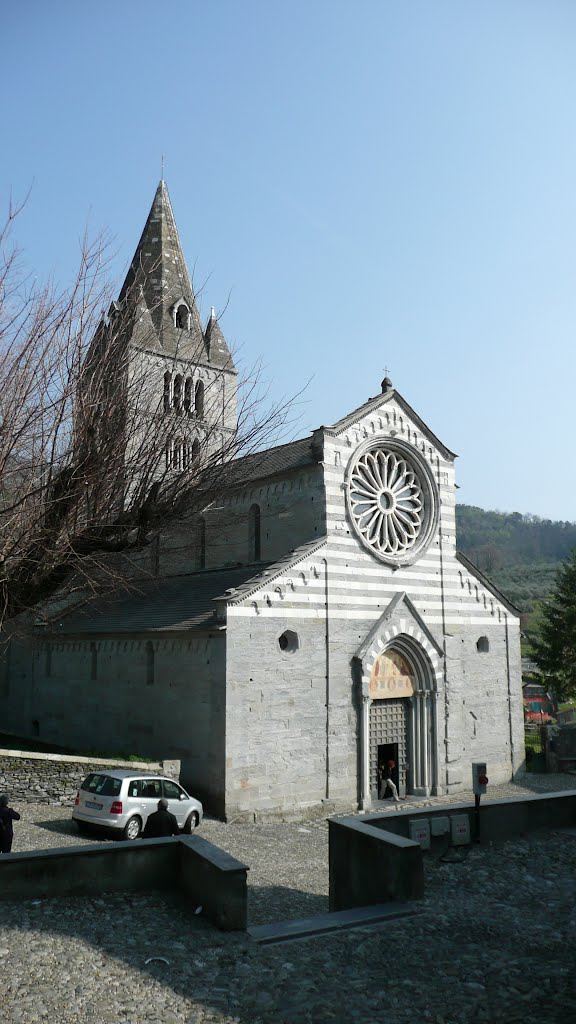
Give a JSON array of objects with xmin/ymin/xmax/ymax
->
[
  {"xmin": 367, "ymin": 644, "xmax": 436, "ymax": 801},
  {"xmin": 355, "ymin": 609, "xmax": 443, "ymax": 809}
]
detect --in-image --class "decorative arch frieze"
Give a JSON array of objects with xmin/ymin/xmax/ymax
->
[{"xmin": 354, "ymin": 592, "xmax": 443, "ymax": 696}]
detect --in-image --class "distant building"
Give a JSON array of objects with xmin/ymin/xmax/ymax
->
[
  {"xmin": 522, "ymin": 682, "xmax": 555, "ymax": 723},
  {"xmin": 2, "ymin": 183, "xmax": 526, "ymax": 820}
]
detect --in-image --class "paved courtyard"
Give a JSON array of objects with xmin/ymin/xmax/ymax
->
[{"xmin": 1, "ymin": 775, "xmax": 575, "ymax": 1023}]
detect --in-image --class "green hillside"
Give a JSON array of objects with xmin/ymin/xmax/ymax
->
[{"xmin": 455, "ymin": 505, "xmax": 576, "ymax": 623}]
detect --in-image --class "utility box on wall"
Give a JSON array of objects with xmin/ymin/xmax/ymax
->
[
  {"xmin": 472, "ymin": 762, "xmax": 488, "ymax": 795},
  {"xmin": 409, "ymin": 818, "xmax": 431, "ymax": 850},
  {"xmin": 451, "ymin": 814, "xmax": 471, "ymax": 846}
]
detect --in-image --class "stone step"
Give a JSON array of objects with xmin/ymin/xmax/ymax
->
[{"xmin": 248, "ymin": 902, "xmax": 420, "ymax": 945}]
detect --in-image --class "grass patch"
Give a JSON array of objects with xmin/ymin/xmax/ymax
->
[
  {"xmin": 0, "ymin": 733, "xmax": 156, "ymax": 762},
  {"xmin": 525, "ymin": 730, "xmax": 543, "ymax": 753}
]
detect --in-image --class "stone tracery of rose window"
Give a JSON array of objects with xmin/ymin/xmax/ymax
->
[{"xmin": 347, "ymin": 442, "xmax": 437, "ymax": 565}]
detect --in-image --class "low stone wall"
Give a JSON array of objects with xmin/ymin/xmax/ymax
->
[
  {"xmin": 329, "ymin": 791, "xmax": 576, "ymax": 914},
  {"xmin": 329, "ymin": 817, "xmax": 424, "ymax": 912},
  {"xmin": 368, "ymin": 790, "xmax": 576, "ymax": 844},
  {"xmin": 0, "ymin": 835, "xmax": 248, "ymax": 932},
  {"xmin": 0, "ymin": 750, "xmax": 181, "ymax": 806}
]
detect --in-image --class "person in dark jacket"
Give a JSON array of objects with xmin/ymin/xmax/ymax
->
[
  {"xmin": 142, "ymin": 798, "xmax": 180, "ymax": 838},
  {"xmin": 0, "ymin": 794, "xmax": 21, "ymax": 853},
  {"xmin": 378, "ymin": 760, "xmax": 400, "ymax": 803}
]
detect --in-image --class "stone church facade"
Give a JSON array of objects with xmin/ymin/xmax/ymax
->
[{"xmin": 2, "ymin": 183, "xmax": 525, "ymax": 820}]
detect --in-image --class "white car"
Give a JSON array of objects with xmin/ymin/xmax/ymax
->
[{"xmin": 72, "ymin": 770, "xmax": 203, "ymax": 840}]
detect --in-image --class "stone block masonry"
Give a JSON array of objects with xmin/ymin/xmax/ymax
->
[{"xmin": 0, "ymin": 749, "xmax": 180, "ymax": 806}]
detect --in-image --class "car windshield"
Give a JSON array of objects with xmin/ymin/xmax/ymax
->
[{"xmin": 80, "ymin": 773, "xmax": 122, "ymax": 796}]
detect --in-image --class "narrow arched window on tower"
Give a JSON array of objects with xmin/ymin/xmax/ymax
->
[
  {"xmin": 249, "ymin": 504, "xmax": 261, "ymax": 561},
  {"xmin": 163, "ymin": 371, "xmax": 172, "ymax": 414},
  {"xmin": 191, "ymin": 438, "xmax": 200, "ymax": 464},
  {"xmin": 175, "ymin": 303, "xmax": 189, "ymax": 330},
  {"xmin": 184, "ymin": 377, "xmax": 192, "ymax": 414},
  {"xmin": 195, "ymin": 380, "xmax": 205, "ymax": 419},
  {"xmin": 198, "ymin": 516, "xmax": 206, "ymax": 569},
  {"xmin": 476, "ymin": 636, "xmax": 490, "ymax": 654},
  {"xmin": 173, "ymin": 375, "xmax": 183, "ymax": 412},
  {"xmin": 145, "ymin": 641, "xmax": 155, "ymax": 685}
]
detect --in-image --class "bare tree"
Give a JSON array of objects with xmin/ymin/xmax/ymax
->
[{"xmin": 0, "ymin": 201, "xmax": 300, "ymax": 629}]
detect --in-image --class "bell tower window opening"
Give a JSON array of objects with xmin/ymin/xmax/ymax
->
[
  {"xmin": 184, "ymin": 377, "xmax": 192, "ymax": 413},
  {"xmin": 173, "ymin": 374, "xmax": 183, "ymax": 412},
  {"xmin": 195, "ymin": 380, "xmax": 205, "ymax": 419},
  {"xmin": 249, "ymin": 504, "xmax": 261, "ymax": 561},
  {"xmin": 476, "ymin": 636, "xmax": 490, "ymax": 653},
  {"xmin": 192, "ymin": 438, "xmax": 200, "ymax": 463},
  {"xmin": 163, "ymin": 371, "xmax": 171, "ymax": 414},
  {"xmin": 175, "ymin": 303, "xmax": 190, "ymax": 330}
]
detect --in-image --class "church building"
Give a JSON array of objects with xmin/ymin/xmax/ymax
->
[{"xmin": 2, "ymin": 183, "xmax": 525, "ymax": 821}]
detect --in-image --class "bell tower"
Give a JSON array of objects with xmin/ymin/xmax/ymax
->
[{"xmin": 116, "ymin": 180, "xmax": 237, "ymax": 445}]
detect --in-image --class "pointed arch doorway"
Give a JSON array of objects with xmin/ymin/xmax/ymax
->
[
  {"xmin": 359, "ymin": 639, "xmax": 439, "ymax": 806},
  {"xmin": 354, "ymin": 593, "xmax": 444, "ymax": 808},
  {"xmin": 368, "ymin": 646, "xmax": 435, "ymax": 800}
]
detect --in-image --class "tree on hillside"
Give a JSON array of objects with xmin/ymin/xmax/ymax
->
[
  {"xmin": 529, "ymin": 550, "xmax": 576, "ymax": 702},
  {"xmin": 0, "ymin": 201, "xmax": 298, "ymax": 631}
]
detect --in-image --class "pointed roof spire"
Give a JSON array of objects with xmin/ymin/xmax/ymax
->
[
  {"xmin": 204, "ymin": 306, "xmax": 235, "ymax": 370},
  {"xmin": 118, "ymin": 180, "xmax": 205, "ymax": 358}
]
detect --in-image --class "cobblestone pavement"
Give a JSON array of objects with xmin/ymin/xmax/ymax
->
[{"xmin": 1, "ymin": 775, "xmax": 575, "ymax": 1023}]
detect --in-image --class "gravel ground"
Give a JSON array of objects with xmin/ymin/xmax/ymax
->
[{"xmin": 1, "ymin": 775, "xmax": 575, "ymax": 1023}]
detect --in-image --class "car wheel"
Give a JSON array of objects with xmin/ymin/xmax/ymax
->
[
  {"xmin": 123, "ymin": 816, "xmax": 142, "ymax": 840},
  {"xmin": 184, "ymin": 811, "xmax": 199, "ymax": 833}
]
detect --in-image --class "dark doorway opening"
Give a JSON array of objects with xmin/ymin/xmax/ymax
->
[{"xmin": 377, "ymin": 742, "xmax": 399, "ymax": 799}]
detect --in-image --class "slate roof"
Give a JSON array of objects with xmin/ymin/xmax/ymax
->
[
  {"xmin": 223, "ymin": 436, "xmax": 319, "ymax": 487},
  {"xmin": 47, "ymin": 563, "xmax": 272, "ymax": 636}
]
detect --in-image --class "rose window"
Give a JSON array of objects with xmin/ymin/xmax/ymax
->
[{"xmin": 346, "ymin": 442, "xmax": 437, "ymax": 565}]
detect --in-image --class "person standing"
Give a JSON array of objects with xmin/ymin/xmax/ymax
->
[
  {"xmin": 378, "ymin": 760, "xmax": 400, "ymax": 803},
  {"xmin": 142, "ymin": 797, "xmax": 180, "ymax": 838},
  {"xmin": 0, "ymin": 794, "xmax": 21, "ymax": 854}
]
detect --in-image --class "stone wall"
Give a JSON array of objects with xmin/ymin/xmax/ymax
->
[
  {"xmin": 0, "ymin": 834, "xmax": 249, "ymax": 932},
  {"xmin": 0, "ymin": 750, "xmax": 180, "ymax": 807},
  {"xmin": 3, "ymin": 633, "xmax": 226, "ymax": 812}
]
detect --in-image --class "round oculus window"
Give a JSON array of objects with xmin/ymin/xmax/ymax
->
[{"xmin": 346, "ymin": 440, "xmax": 438, "ymax": 565}]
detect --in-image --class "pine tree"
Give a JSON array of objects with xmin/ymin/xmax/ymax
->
[{"xmin": 530, "ymin": 550, "xmax": 576, "ymax": 702}]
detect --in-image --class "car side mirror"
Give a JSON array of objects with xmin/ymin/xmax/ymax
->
[{"xmin": 179, "ymin": 793, "xmax": 186, "ymax": 800}]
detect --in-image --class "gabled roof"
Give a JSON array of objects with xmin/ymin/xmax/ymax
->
[
  {"xmin": 43, "ymin": 536, "xmax": 329, "ymax": 636},
  {"xmin": 46, "ymin": 564, "xmax": 273, "ymax": 636},
  {"xmin": 456, "ymin": 551, "xmax": 521, "ymax": 616},
  {"xmin": 222, "ymin": 436, "xmax": 320, "ymax": 488},
  {"xmin": 326, "ymin": 387, "xmax": 457, "ymax": 461},
  {"xmin": 222, "ymin": 537, "xmax": 328, "ymax": 604}
]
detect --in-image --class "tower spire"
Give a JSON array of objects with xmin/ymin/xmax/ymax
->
[{"xmin": 118, "ymin": 180, "xmax": 204, "ymax": 357}]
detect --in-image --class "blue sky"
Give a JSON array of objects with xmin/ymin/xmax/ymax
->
[{"xmin": 3, "ymin": 1, "xmax": 576, "ymax": 520}]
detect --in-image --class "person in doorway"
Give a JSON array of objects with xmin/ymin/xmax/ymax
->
[
  {"xmin": 142, "ymin": 798, "xmax": 180, "ymax": 838},
  {"xmin": 0, "ymin": 794, "xmax": 21, "ymax": 853},
  {"xmin": 378, "ymin": 760, "xmax": 401, "ymax": 803}
]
